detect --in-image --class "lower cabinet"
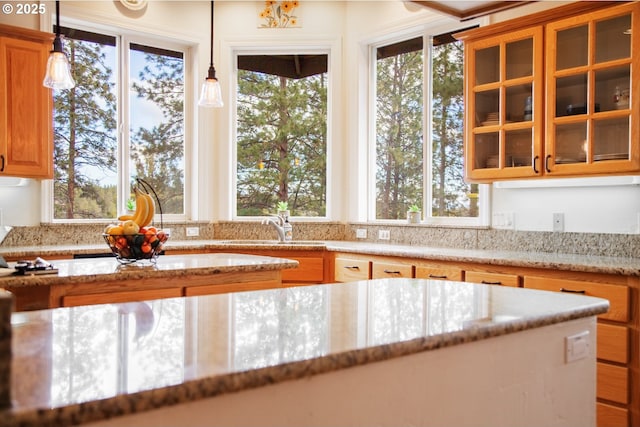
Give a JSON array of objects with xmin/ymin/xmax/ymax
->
[
  {"xmin": 523, "ymin": 275, "xmax": 634, "ymax": 427},
  {"xmin": 62, "ymin": 288, "xmax": 182, "ymax": 307},
  {"xmin": 330, "ymin": 252, "xmax": 638, "ymax": 427}
]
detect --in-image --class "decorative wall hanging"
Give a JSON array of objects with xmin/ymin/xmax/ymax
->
[{"xmin": 258, "ymin": 1, "xmax": 301, "ymax": 28}]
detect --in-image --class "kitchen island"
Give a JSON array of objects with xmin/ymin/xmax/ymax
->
[
  {"xmin": 1, "ymin": 278, "xmax": 608, "ymax": 427},
  {"xmin": 0, "ymin": 253, "xmax": 299, "ymax": 310}
]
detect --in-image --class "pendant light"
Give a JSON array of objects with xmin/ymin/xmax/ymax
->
[
  {"xmin": 198, "ymin": 0, "xmax": 223, "ymax": 107},
  {"xmin": 43, "ymin": 0, "xmax": 75, "ymax": 90}
]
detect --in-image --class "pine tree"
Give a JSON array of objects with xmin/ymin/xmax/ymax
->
[{"xmin": 54, "ymin": 38, "xmax": 117, "ymax": 219}]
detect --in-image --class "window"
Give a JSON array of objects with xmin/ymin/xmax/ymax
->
[
  {"xmin": 52, "ymin": 26, "xmax": 187, "ymax": 221},
  {"xmin": 235, "ymin": 53, "xmax": 328, "ymax": 217},
  {"xmin": 372, "ymin": 29, "xmax": 485, "ymax": 223}
]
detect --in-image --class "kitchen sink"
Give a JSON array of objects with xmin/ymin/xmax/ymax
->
[{"xmin": 219, "ymin": 240, "xmax": 325, "ymax": 246}]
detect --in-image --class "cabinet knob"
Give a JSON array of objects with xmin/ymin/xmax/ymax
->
[
  {"xmin": 560, "ymin": 287, "xmax": 586, "ymax": 294},
  {"xmin": 0, "ymin": 155, "xmax": 4, "ymax": 172},
  {"xmin": 344, "ymin": 266, "xmax": 360, "ymax": 270},
  {"xmin": 545, "ymin": 155, "xmax": 552, "ymax": 173},
  {"xmin": 481, "ymin": 280, "xmax": 502, "ymax": 285},
  {"xmin": 384, "ymin": 270, "xmax": 401, "ymax": 274},
  {"xmin": 533, "ymin": 155, "xmax": 539, "ymax": 174},
  {"xmin": 428, "ymin": 274, "xmax": 448, "ymax": 279}
]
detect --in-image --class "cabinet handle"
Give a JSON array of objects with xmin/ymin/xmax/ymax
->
[
  {"xmin": 560, "ymin": 288, "xmax": 586, "ymax": 294},
  {"xmin": 481, "ymin": 280, "xmax": 502, "ymax": 285},
  {"xmin": 545, "ymin": 155, "xmax": 552, "ymax": 173},
  {"xmin": 428, "ymin": 274, "xmax": 448, "ymax": 279},
  {"xmin": 344, "ymin": 266, "xmax": 360, "ymax": 270},
  {"xmin": 533, "ymin": 155, "xmax": 539, "ymax": 174},
  {"xmin": 384, "ymin": 270, "xmax": 401, "ymax": 274},
  {"xmin": 0, "ymin": 155, "xmax": 4, "ymax": 172}
]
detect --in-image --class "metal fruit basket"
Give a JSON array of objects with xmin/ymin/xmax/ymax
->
[{"xmin": 103, "ymin": 178, "xmax": 168, "ymax": 264}]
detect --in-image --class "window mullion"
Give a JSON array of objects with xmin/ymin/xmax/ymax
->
[
  {"xmin": 424, "ymin": 34, "xmax": 434, "ymax": 221},
  {"xmin": 119, "ymin": 35, "xmax": 130, "ymax": 214}
]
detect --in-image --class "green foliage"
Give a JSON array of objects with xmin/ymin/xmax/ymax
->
[
  {"xmin": 375, "ymin": 48, "xmax": 424, "ymax": 219},
  {"xmin": 54, "ymin": 38, "xmax": 117, "ymax": 219},
  {"xmin": 408, "ymin": 204, "xmax": 421, "ymax": 213},
  {"xmin": 236, "ymin": 65, "xmax": 327, "ymax": 217}
]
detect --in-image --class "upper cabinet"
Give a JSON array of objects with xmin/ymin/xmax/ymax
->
[
  {"xmin": 0, "ymin": 24, "xmax": 54, "ymax": 179},
  {"xmin": 457, "ymin": 2, "xmax": 640, "ymax": 183}
]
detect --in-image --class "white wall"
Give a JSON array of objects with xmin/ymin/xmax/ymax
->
[{"xmin": 1, "ymin": 1, "xmax": 639, "ymax": 235}]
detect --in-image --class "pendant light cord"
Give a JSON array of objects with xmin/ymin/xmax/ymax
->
[{"xmin": 209, "ymin": 0, "xmax": 214, "ymax": 68}]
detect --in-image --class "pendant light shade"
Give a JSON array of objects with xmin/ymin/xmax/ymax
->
[
  {"xmin": 43, "ymin": 1, "xmax": 75, "ymax": 90},
  {"xmin": 198, "ymin": 0, "xmax": 223, "ymax": 108}
]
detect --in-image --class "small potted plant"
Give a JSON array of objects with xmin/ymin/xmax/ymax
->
[
  {"xmin": 277, "ymin": 201, "xmax": 290, "ymax": 218},
  {"xmin": 407, "ymin": 204, "xmax": 421, "ymax": 224}
]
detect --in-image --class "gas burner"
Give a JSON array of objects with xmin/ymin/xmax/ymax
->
[{"xmin": 14, "ymin": 257, "xmax": 58, "ymax": 276}]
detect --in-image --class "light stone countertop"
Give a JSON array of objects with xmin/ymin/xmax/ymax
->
[
  {"xmin": 1, "ymin": 278, "xmax": 609, "ymax": 427},
  {"xmin": 2, "ymin": 238, "xmax": 640, "ymax": 276},
  {"xmin": 0, "ymin": 253, "xmax": 299, "ymax": 288}
]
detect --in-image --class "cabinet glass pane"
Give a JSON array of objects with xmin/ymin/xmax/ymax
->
[
  {"xmin": 475, "ymin": 46, "xmax": 499, "ymax": 85},
  {"xmin": 556, "ymin": 73, "xmax": 588, "ymax": 117},
  {"xmin": 505, "ymin": 129, "xmax": 532, "ymax": 168},
  {"xmin": 556, "ymin": 25, "xmax": 588, "ymax": 70},
  {"xmin": 595, "ymin": 14, "xmax": 631, "ymax": 63},
  {"xmin": 555, "ymin": 122, "xmax": 587, "ymax": 164},
  {"xmin": 505, "ymin": 84, "xmax": 532, "ymax": 122},
  {"xmin": 595, "ymin": 65, "xmax": 630, "ymax": 112},
  {"xmin": 593, "ymin": 117, "xmax": 630, "ymax": 160},
  {"xmin": 475, "ymin": 90, "xmax": 499, "ymax": 126},
  {"xmin": 505, "ymin": 38, "xmax": 533, "ymax": 80},
  {"xmin": 473, "ymin": 133, "xmax": 499, "ymax": 169}
]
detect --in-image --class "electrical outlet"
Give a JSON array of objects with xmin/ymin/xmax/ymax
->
[
  {"xmin": 356, "ymin": 229, "xmax": 367, "ymax": 239},
  {"xmin": 378, "ymin": 229, "xmax": 390, "ymax": 240},
  {"xmin": 553, "ymin": 213, "xmax": 564, "ymax": 232},
  {"xmin": 565, "ymin": 331, "xmax": 590, "ymax": 363},
  {"xmin": 186, "ymin": 227, "xmax": 199, "ymax": 237}
]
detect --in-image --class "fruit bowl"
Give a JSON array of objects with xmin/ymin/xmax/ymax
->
[{"xmin": 103, "ymin": 229, "xmax": 169, "ymax": 264}]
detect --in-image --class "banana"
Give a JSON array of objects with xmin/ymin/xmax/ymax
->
[
  {"xmin": 131, "ymin": 189, "xmax": 149, "ymax": 227},
  {"xmin": 117, "ymin": 213, "xmax": 134, "ymax": 221},
  {"xmin": 140, "ymin": 193, "xmax": 155, "ymax": 227}
]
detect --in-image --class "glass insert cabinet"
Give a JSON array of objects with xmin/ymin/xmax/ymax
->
[{"xmin": 458, "ymin": 2, "xmax": 639, "ymax": 182}]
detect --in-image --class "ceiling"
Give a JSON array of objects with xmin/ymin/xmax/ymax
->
[{"xmin": 409, "ymin": 1, "xmax": 534, "ymax": 21}]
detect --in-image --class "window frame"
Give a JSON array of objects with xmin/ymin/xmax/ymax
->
[
  {"xmin": 41, "ymin": 16, "xmax": 196, "ymax": 224},
  {"xmin": 229, "ymin": 39, "xmax": 339, "ymax": 222},
  {"xmin": 367, "ymin": 27, "xmax": 490, "ymax": 227}
]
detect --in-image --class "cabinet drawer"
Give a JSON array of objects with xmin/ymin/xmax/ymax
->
[
  {"xmin": 465, "ymin": 271, "xmax": 519, "ymax": 287},
  {"xmin": 597, "ymin": 323, "xmax": 628, "ymax": 364},
  {"xmin": 371, "ymin": 261, "xmax": 413, "ymax": 279},
  {"xmin": 597, "ymin": 402, "xmax": 628, "ymax": 427},
  {"xmin": 334, "ymin": 257, "xmax": 370, "ymax": 282},
  {"xmin": 597, "ymin": 363, "xmax": 628, "ymax": 404},
  {"xmin": 62, "ymin": 288, "xmax": 182, "ymax": 307},
  {"xmin": 281, "ymin": 257, "xmax": 324, "ymax": 282},
  {"xmin": 185, "ymin": 280, "xmax": 280, "ymax": 296},
  {"xmin": 523, "ymin": 276, "xmax": 629, "ymax": 322},
  {"xmin": 415, "ymin": 265, "xmax": 463, "ymax": 281}
]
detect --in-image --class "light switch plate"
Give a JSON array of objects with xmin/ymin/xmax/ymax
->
[
  {"xmin": 378, "ymin": 230, "xmax": 390, "ymax": 240},
  {"xmin": 356, "ymin": 229, "xmax": 367, "ymax": 239},
  {"xmin": 186, "ymin": 227, "xmax": 199, "ymax": 237}
]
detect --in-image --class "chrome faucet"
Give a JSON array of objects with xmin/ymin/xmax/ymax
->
[{"xmin": 261, "ymin": 215, "xmax": 286, "ymax": 242}]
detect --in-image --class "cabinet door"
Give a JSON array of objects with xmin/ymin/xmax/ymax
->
[
  {"xmin": 545, "ymin": 2, "xmax": 640, "ymax": 176},
  {"xmin": 62, "ymin": 288, "xmax": 182, "ymax": 307},
  {"xmin": 464, "ymin": 26, "xmax": 544, "ymax": 182},
  {"xmin": 0, "ymin": 36, "xmax": 53, "ymax": 178}
]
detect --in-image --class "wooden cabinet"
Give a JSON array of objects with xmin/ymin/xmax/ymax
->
[
  {"xmin": 523, "ymin": 275, "xmax": 634, "ymax": 426},
  {"xmin": 463, "ymin": 26, "xmax": 544, "ymax": 181},
  {"xmin": 0, "ymin": 25, "xmax": 53, "ymax": 179},
  {"xmin": 457, "ymin": 2, "xmax": 640, "ymax": 182}
]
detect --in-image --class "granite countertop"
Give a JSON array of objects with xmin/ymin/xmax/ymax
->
[
  {"xmin": 2, "ymin": 278, "xmax": 609, "ymax": 427},
  {"xmin": 0, "ymin": 253, "xmax": 299, "ymax": 288},
  {"xmin": 2, "ymin": 238, "xmax": 640, "ymax": 276}
]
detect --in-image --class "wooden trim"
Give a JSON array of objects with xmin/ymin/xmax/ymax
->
[
  {"xmin": 0, "ymin": 23, "xmax": 54, "ymax": 43},
  {"xmin": 454, "ymin": 2, "xmax": 618, "ymax": 41},
  {"xmin": 410, "ymin": 1, "xmax": 533, "ymax": 21}
]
